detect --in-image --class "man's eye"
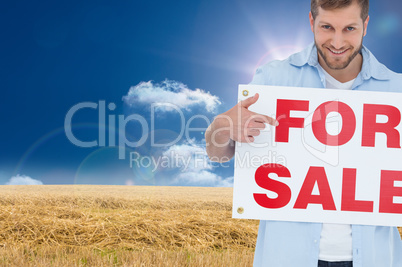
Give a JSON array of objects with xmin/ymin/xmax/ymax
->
[
  {"xmin": 346, "ymin": 27, "xmax": 355, "ymax": 31},
  {"xmin": 322, "ymin": 25, "xmax": 331, "ymax": 30}
]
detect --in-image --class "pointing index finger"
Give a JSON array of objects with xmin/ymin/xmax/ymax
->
[
  {"xmin": 240, "ymin": 93, "xmax": 259, "ymax": 109},
  {"xmin": 252, "ymin": 112, "xmax": 279, "ymax": 126}
]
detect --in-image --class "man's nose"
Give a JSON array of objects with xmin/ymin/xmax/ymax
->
[{"xmin": 330, "ymin": 31, "xmax": 345, "ymax": 49}]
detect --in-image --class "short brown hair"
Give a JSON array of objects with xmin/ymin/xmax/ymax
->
[{"xmin": 311, "ymin": 0, "xmax": 369, "ymax": 21}]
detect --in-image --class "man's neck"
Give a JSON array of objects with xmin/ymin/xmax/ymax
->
[{"xmin": 318, "ymin": 53, "xmax": 363, "ymax": 83}]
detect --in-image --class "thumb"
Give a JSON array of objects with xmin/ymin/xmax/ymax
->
[{"xmin": 240, "ymin": 93, "xmax": 259, "ymax": 109}]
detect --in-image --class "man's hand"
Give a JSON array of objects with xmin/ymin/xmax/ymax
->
[
  {"xmin": 205, "ymin": 93, "xmax": 278, "ymax": 162},
  {"xmin": 216, "ymin": 93, "xmax": 278, "ymax": 143}
]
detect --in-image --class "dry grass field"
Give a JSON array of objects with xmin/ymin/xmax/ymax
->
[
  {"xmin": 0, "ymin": 185, "xmax": 258, "ymax": 267},
  {"xmin": 0, "ymin": 185, "xmax": 400, "ymax": 267}
]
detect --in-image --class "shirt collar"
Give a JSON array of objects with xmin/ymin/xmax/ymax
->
[{"xmin": 289, "ymin": 42, "xmax": 390, "ymax": 81}]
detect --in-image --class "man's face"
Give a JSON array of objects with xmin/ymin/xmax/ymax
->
[{"xmin": 309, "ymin": 2, "xmax": 369, "ymax": 70}]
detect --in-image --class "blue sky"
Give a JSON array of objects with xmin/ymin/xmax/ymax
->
[{"xmin": 2, "ymin": 0, "xmax": 402, "ymax": 186}]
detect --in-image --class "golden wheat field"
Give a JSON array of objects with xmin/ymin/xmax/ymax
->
[
  {"xmin": 0, "ymin": 185, "xmax": 258, "ymax": 267},
  {"xmin": 0, "ymin": 185, "xmax": 401, "ymax": 267}
]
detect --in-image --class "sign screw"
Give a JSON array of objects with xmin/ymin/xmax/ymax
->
[
  {"xmin": 242, "ymin": 90, "xmax": 249, "ymax": 97},
  {"xmin": 237, "ymin": 207, "xmax": 244, "ymax": 214}
]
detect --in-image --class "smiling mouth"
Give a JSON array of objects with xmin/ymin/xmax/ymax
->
[{"xmin": 327, "ymin": 48, "xmax": 348, "ymax": 55}]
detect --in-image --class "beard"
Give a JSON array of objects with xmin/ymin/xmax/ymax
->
[{"xmin": 316, "ymin": 40, "xmax": 363, "ymax": 70}]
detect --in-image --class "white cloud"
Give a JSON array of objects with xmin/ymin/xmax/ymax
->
[
  {"xmin": 123, "ymin": 80, "xmax": 221, "ymax": 113},
  {"xmin": 6, "ymin": 175, "xmax": 43, "ymax": 185},
  {"xmin": 174, "ymin": 171, "xmax": 220, "ymax": 186},
  {"xmin": 217, "ymin": 176, "xmax": 234, "ymax": 187},
  {"xmin": 162, "ymin": 142, "xmax": 212, "ymax": 172},
  {"xmin": 174, "ymin": 172, "xmax": 233, "ymax": 187},
  {"xmin": 160, "ymin": 141, "xmax": 233, "ymax": 187}
]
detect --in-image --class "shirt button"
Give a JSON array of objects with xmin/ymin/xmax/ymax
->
[{"xmin": 314, "ymin": 240, "xmax": 317, "ymax": 243}]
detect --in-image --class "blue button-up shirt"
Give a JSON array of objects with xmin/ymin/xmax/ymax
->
[{"xmin": 251, "ymin": 43, "xmax": 402, "ymax": 267}]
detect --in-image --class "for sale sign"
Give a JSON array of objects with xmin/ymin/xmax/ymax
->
[{"xmin": 232, "ymin": 84, "xmax": 402, "ymax": 226}]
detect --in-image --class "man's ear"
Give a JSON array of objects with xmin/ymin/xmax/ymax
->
[
  {"xmin": 309, "ymin": 11, "xmax": 314, "ymax": 33},
  {"xmin": 363, "ymin": 15, "xmax": 369, "ymax": 36}
]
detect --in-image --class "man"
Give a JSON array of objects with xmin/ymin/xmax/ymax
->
[{"xmin": 205, "ymin": 0, "xmax": 402, "ymax": 266}]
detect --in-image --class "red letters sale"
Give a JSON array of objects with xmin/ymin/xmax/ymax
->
[{"xmin": 232, "ymin": 85, "xmax": 402, "ymax": 226}]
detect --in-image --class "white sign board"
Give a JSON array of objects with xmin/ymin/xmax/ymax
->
[{"xmin": 232, "ymin": 84, "xmax": 402, "ymax": 226}]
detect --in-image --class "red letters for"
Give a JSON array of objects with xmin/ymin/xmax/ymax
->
[
  {"xmin": 275, "ymin": 99, "xmax": 309, "ymax": 143},
  {"xmin": 312, "ymin": 101, "xmax": 356, "ymax": 146},
  {"xmin": 362, "ymin": 104, "xmax": 401, "ymax": 148}
]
